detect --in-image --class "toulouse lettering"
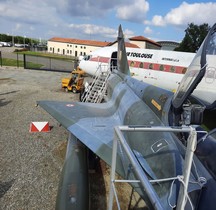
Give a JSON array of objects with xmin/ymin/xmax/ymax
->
[{"xmin": 127, "ymin": 52, "xmax": 153, "ymax": 59}]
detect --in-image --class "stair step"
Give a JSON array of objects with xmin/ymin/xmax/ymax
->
[{"xmin": 81, "ymin": 68, "xmax": 111, "ymax": 103}]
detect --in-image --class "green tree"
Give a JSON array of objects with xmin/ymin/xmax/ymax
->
[{"xmin": 175, "ymin": 23, "xmax": 210, "ymax": 52}]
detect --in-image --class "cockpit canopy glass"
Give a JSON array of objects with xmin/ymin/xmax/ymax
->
[{"xmin": 172, "ymin": 24, "xmax": 216, "ymax": 109}]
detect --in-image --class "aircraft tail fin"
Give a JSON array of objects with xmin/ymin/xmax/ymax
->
[{"xmin": 117, "ymin": 25, "xmax": 130, "ymax": 76}]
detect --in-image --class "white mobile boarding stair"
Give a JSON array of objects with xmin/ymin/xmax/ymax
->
[{"xmin": 81, "ymin": 64, "xmax": 111, "ymax": 103}]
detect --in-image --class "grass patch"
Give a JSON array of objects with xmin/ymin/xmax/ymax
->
[{"xmin": 1, "ymin": 58, "xmax": 43, "ymax": 68}]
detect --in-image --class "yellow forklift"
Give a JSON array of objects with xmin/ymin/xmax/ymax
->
[{"xmin": 61, "ymin": 68, "xmax": 85, "ymax": 93}]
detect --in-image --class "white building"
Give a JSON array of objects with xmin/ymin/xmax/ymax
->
[
  {"xmin": 47, "ymin": 35, "xmax": 161, "ymax": 57},
  {"xmin": 128, "ymin": 36, "xmax": 161, "ymax": 50},
  {"xmin": 47, "ymin": 37, "xmax": 110, "ymax": 57}
]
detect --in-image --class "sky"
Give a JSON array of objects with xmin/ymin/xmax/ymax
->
[{"xmin": 0, "ymin": 0, "xmax": 216, "ymax": 43}]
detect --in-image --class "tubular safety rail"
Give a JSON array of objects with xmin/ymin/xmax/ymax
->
[
  {"xmin": 108, "ymin": 125, "xmax": 198, "ymax": 210},
  {"xmin": 81, "ymin": 62, "xmax": 111, "ymax": 103}
]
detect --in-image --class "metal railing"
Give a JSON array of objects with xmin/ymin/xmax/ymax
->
[
  {"xmin": 24, "ymin": 54, "xmax": 75, "ymax": 72},
  {"xmin": 108, "ymin": 125, "xmax": 198, "ymax": 210},
  {"xmin": 81, "ymin": 61, "xmax": 111, "ymax": 103}
]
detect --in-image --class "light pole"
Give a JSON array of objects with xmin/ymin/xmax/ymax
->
[
  {"xmin": 12, "ymin": 34, "xmax": 14, "ymax": 46},
  {"xmin": 24, "ymin": 35, "xmax": 26, "ymax": 47}
]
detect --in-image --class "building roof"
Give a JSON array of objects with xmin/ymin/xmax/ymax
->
[
  {"xmin": 125, "ymin": 42, "xmax": 140, "ymax": 48},
  {"xmin": 129, "ymin": 36, "xmax": 161, "ymax": 47},
  {"xmin": 156, "ymin": 41, "xmax": 179, "ymax": 51},
  {"xmin": 107, "ymin": 40, "xmax": 139, "ymax": 48},
  {"xmin": 157, "ymin": 41, "xmax": 179, "ymax": 46},
  {"xmin": 48, "ymin": 37, "xmax": 111, "ymax": 47}
]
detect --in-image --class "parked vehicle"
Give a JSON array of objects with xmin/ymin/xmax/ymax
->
[{"xmin": 61, "ymin": 68, "xmax": 85, "ymax": 93}]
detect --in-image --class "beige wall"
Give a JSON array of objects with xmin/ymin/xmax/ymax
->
[
  {"xmin": 129, "ymin": 40, "xmax": 146, "ymax": 48},
  {"xmin": 47, "ymin": 41, "xmax": 101, "ymax": 57},
  {"xmin": 129, "ymin": 40, "xmax": 160, "ymax": 50},
  {"xmin": 47, "ymin": 39, "xmax": 160, "ymax": 57}
]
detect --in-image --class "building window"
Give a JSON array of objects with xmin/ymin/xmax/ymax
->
[
  {"xmin": 67, "ymin": 44, "xmax": 69, "ymax": 47},
  {"xmin": 149, "ymin": 63, "xmax": 153, "ymax": 69},
  {"xmin": 70, "ymin": 50, "xmax": 72, "ymax": 54},
  {"xmin": 159, "ymin": 65, "xmax": 164, "ymax": 71},
  {"xmin": 75, "ymin": 46, "xmax": 77, "ymax": 48},
  {"xmin": 81, "ymin": 46, "xmax": 83, "ymax": 49},
  {"xmin": 130, "ymin": 61, "xmax": 135, "ymax": 67},
  {"xmin": 84, "ymin": 46, "xmax": 86, "ymax": 49},
  {"xmin": 170, "ymin": 66, "xmax": 175, "ymax": 72},
  {"xmin": 50, "ymin": 47, "xmax": 52, "ymax": 51},
  {"xmin": 70, "ymin": 45, "xmax": 72, "ymax": 47},
  {"xmin": 84, "ymin": 52, "xmax": 86, "ymax": 56},
  {"xmin": 80, "ymin": 52, "xmax": 82, "ymax": 55},
  {"xmin": 67, "ymin": 50, "xmax": 69, "ymax": 54},
  {"xmin": 139, "ymin": 62, "xmax": 144, "ymax": 68},
  {"xmin": 182, "ymin": 68, "xmax": 187, "ymax": 74},
  {"xmin": 57, "ymin": 48, "xmax": 60, "ymax": 53}
]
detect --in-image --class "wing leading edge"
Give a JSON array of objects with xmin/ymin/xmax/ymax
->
[{"xmin": 38, "ymin": 82, "xmax": 130, "ymax": 166}]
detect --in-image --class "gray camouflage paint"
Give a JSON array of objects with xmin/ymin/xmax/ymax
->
[{"xmin": 38, "ymin": 25, "xmax": 216, "ymax": 209}]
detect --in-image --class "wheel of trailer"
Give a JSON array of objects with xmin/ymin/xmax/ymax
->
[
  {"xmin": 72, "ymin": 87, "xmax": 77, "ymax": 93},
  {"xmin": 65, "ymin": 87, "xmax": 69, "ymax": 92}
]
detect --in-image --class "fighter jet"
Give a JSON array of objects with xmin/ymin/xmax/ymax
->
[{"xmin": 38, "ymin": 24, "xmax": 216, "ymax": 210}]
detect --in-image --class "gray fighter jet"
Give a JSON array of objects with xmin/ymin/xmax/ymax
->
[{"xmin": 38, "ymin": 24, "xmax": 216, "ymax": 210}]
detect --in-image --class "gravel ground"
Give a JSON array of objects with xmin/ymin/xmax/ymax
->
[
  {"xmin": 0, "ymin": 66, "xmax": 147, "ymax": 210},
  {"xmin": 0, "ymin": 66, "xmax": 77, "ymax": 210}
]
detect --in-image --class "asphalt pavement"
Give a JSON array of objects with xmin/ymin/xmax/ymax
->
[{"xmin": 0, "ymin": 47, "xmax": 73, "ymax": 72}]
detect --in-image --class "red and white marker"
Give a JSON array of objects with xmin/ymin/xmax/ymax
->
[{"xmin": 29, "ymin": 121, "xmax": 50, "ymax": 132}]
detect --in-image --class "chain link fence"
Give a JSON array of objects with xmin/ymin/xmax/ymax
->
[
  {"xmin": 24, "ymin": 54, "xmax": 78, "ymax": 73},
  {"xmin": 0, "ymin": 47, "xmax": 78, "ymax": 73}
]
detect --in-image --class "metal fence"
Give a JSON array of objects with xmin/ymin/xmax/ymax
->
[
  {"xmin": 0, "ymin": 51, "xmax": 2, "ymax": 67},
  {"xmin": 24, "ymin": 54, "xmax": 78, "ymax": 73},
  {"xmin": 0, "ymin": 48, "xmax": 78, "ymax": 72}
]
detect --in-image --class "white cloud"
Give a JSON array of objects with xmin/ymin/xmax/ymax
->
[
  {"xmin": 61, "ymin": 0, "xmax": 127, "ymax": 18},
  {"xmin": 5, "ymin": 0, "xmax": 215, "ymax": 42},
  {"xmin": 152, "ymin": 15, "xmax": 165, "ymax": 27},
  {"xmin": 116, "ymin": 0, "xmax": 149, "ymax": 22},
  {"xmin": 68, "ymin": 24, "xmax": 135, "ymax": 40},
  {"xmin": 151, "ymin": 2, "xmax": 216, "ymax": 27},
  {"xmin": 2, "ymin": 1, "xmax": 40, "ymax": 22},
  {"xmin": 144, "ymin": 26, "xmax": 152, "ymax": 34},
  {"xmin": 0, "ymin": 0, "xmax": 135, "ymax": 40},
  {"xmin": 15, "ymin": 23, "xmax": 21, "ymax": 31},
  {"xmin": 165, "ymin": 2, "xmax": 216, "ymax": 26},
  {"xmin": 0, "ymin": 0, "xmax": 68, "ymax": 38},
  {"xmin": 0, "ymin": 0, "xmax": 60, "ymax": 26},
  {"xmin": 69, "ymin": 24, "xmax": 116, "ymax": 37},
  {"xmin": 68, "ymin": 24, "xmax": 118, "ymax": 40},
  {"xmin": 29, "ymin": 26, "xmax": 35, "ymax": 31},
  {"xmin": 123, "ymin": 29, "xmax": 135, "ymax": 38}
]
